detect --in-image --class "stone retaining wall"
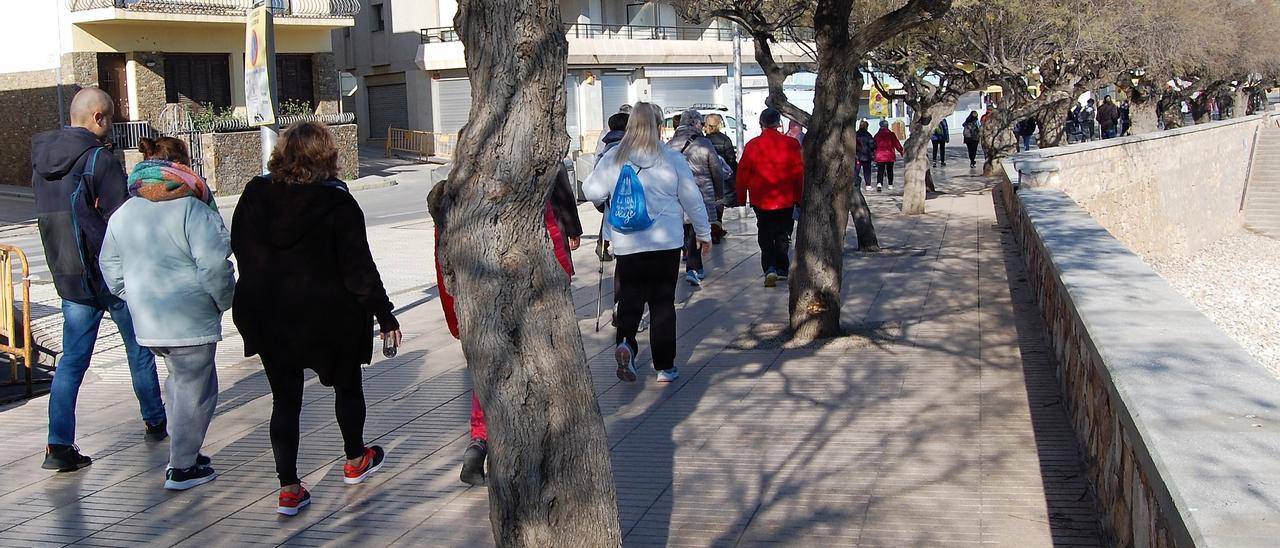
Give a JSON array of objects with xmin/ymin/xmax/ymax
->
[
  {"xmin": 999, "ymin": 174, "xmax": 1280, "ymax": 548},
  {"xmin": 201, "ymin": 123, "xmax": 358, "ymax": 195},
  {"xmin": 1009, "ymin": 115, "xmax": 1277, "ymax": 259}
]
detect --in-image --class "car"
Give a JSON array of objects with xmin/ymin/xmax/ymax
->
[{"xmin": 662, "ymin": 104, "xmax": 750, "ymax": 140}]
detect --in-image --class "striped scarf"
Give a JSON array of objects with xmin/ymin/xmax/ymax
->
[{"xmin": 127, "ymin": 160, "xmax": 216, "ymax": 209}]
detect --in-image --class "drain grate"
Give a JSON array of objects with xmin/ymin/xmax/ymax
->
[{"xmin": 728, "ymin": 320, "xmax": 903, "ymax": 351}]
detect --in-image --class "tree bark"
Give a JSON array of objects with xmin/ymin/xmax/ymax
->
[
  {"xmin": 789, "ymin": 0, "xmax": 862, "ymax": 341},
  {"xmin": 435, "ymin": 1, "xmax": 621, "ymax": 546},
  {"xmin": 902, "ymin": 101, "xmax": 955, "ymax": 215},
  {"xmin": 981, "ymin": 107, "xmax": 1017, "ymax": 175},
  {"xmin": 1037, "ymin": 98, "xmax": 1072, "ymax": 148}
]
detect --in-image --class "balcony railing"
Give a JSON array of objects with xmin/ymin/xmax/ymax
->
[
  {"xmin": 67, "ymin": 0, "xmax": 360, "ymax": 18},
  {"xmin": 421, "ymin": 23, "xmax": 735, "ymax": 44}
]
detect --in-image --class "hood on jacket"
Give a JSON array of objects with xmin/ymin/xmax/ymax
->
[
  {"xmin": 601, "ymin": 129, "xmax": 625, "ymax": 145},
  {"xmin": 670, "ymin": 125, "xmax": 703, "ymax": 145},
  {"xmin": 242, "ymin": 177, "xmax": 353, "ymax": 249},
  {"xmin": 31, "ymin": 127, "xmax": 106, "ymax": 181}
]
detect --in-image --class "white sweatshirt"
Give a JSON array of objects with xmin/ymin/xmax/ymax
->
[{"xmin": 583, "ymin": 146, "xmax": 712, "ymax": 256}]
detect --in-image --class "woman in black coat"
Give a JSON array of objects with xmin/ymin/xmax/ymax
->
[
  {"xmin": 703, "ymin": 113, "xmax": 736, "ymax": 243},
  {"xmin": 231, "ymin": 122, "xmax": 400, "ymax": 516}
]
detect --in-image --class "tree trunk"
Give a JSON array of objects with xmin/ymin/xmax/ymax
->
[
  {"xmin": 435, "ymin": 2, "xmax": 621, "ymax": 546},
  {"xmin": 902, "ymin": 101, "xmax": 954, "ymax": 215},
  {"xmin": 981, "ymin": 107, "xmax": 1017, "ymax": 175},
  {"xmin": 1130, "ymin": 97, "xmax": 1160, "ymax": 134},
  {"xmin": 1037, "ymin": 98, "xmax": 1072, "ymax": 148},
  {"xmin": 789, "ymin": 0, "xmax": 863, "ymax": 341}
]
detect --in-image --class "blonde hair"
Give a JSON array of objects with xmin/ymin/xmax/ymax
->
[
  {"xmin": 615, "ymin": 102, "xmax": 664, "ymax": 167},
  {"xmin": 704, "ymin": 113, "xmax": 724, "ymax": 134}
]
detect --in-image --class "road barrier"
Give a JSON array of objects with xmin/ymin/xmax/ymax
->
[
  {"xmin": 0, "ymin": 244, "xmax": 34, "ymax": 396},
  {"xmin": 385, "ymin": 128, "xmax": 458, "ymax": 161}
]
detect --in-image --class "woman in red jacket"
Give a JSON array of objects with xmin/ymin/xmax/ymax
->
[
  {"xmin": 431, "ymin": 166, "xmax": 581, "ymax": 486},
  {"xmin": 873, "ymin": 120, "xmax": 904, "ymax": 192}
]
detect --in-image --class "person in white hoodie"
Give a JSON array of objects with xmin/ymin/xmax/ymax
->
[{"xmin": 584, "ymin": 102, "xmax": 711, "ymax": 384}]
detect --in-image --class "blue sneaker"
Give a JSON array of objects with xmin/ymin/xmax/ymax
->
[
  {"xmin": 685, "ymin": 271, "xmax": 702, "ymax": 287},
  {"xmin": 695, "ymin": 269, "xmax": 706, "ymax": 281},
  {"xmin": 656, "ymin": 368, "xmax": 680, "ymax": 383}
]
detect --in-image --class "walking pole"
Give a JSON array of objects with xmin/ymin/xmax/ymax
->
[{"xmin": 594, "ymin": 218, "xmax": 607, "ymax": 332}]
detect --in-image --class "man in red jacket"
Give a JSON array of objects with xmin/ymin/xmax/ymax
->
[{"xmin": 737, "ymin": 108, "xmax": 804, "ymax": 288}]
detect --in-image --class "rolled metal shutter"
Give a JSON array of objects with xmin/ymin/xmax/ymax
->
[
  {"xmin": 366, "ymin": 83, "xmax": 408, "ymax": 139},
  {"xmin": 601, "ymin": 75, "xmax": 630, "ymax": 115},
  {"xmin": 437, "ymin": 78, "xmax": 473, "ymax": 135},
  {"xmin": 649, "ymin": 77, "xmax": 716, "ymax": 112}
]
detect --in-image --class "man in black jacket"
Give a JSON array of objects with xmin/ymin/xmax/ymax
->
[{"xmin": 31, "ymin": 88, "xmax": 166, "ymax": 472}]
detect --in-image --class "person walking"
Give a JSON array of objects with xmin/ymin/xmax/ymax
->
[
  {"xmin": 30, "ymin": 88, "xmax": 167, "ymax": 472},
  {"xmin": 735, "ymin": 108, "xmax": 804, "ymax": 288},
  {"xmin": 583, "ymin": 102, "xmax": 711, "ymax": 385},
  {"xmin": 1098, "ymin": 95, "xmax": 1121, "ymax": 139},
  {"xmin": 873, "ymin": 120, "xmax": 904, "ymax": 192},
  {"xmin": 931, "ymin": 118, "xmax": 950, "ymax": 167},
  {"xmin": 786, "ymin": 119, "xmax": 807, "ymax": 144},
  {"xmin": 230, "ymin": 122, "xmax": 399, "ymax": 516},
  {"xmin": 99, "ymin": 137, "xmax": 232, "ymax": 490},
  {"xmin": 597, "ymin": 111, "xmax": 629, "ymax": 160},
  {"xmin": 668, "ymin": 109, "xmax": 728, "ymax": 287},
  {"xmin": 1079, "ymin": 99, "xmax": 1098, "ymax": 141},
  {"xmin": 1015, "ymin": 117, "xmax": 1038, "ymax": 152},
  {"xmin": 703, "ymin": 113, "xmax": 737, "ymax": 244},
  {"xmin": 961, "ymin": 111, "xmax": 981, "ymax": 168},
  {"xmin": 430, "ymin": 165, "xmax": 581, "ymax": 486},
  {"xmin": 1119, "ymin": 101, "xmax": 1132, "ymax": 136},
  {"xmin": 856, "ymin": 120, "xmax": 876, "ymax": 191}
]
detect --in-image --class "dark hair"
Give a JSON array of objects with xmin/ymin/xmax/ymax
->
[
  {"xmin": 759, "ymin": 108, "xmax": 782, "ymax": 128},
  {"xmin": 139, "ymin": 137, "xmax": 191, "ymax": 166},
  {"xmin": 267, "ymin": 122, "xmax": 339, "ymax": 184},
  {"xmin": 607, "ymin": 112, "xmax": 630, "ymax": 131}
]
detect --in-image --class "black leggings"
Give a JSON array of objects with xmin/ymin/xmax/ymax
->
[
  {"xmin": 614, "ymin": 249, "xmax": 680, "ymax": 370},
  {"xmin": 877, "ymin": 162, "xmax": 895, "ymax": 186},
  {"xmin": 932, "ymin": 141, "xmax": 945, "ymax": 163},
  {"xmin": 858, "ymin": 161, "xmax": 874, "ymax": 188},
  {"xmin": 965, "ymin": 139, "xmax": 979, "ymax": 163},
  {"xmin": 263, "ymin": 360, "xmax": 366, "ymax": 486}
]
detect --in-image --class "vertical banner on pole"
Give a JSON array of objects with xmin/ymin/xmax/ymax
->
[
  {"xmin": 868, "ymin": 87, "xmax": 891, "ymax": 119},
  {"xmin": 245, "ymin": 5, "xmax": 277, "ymax": 127}
]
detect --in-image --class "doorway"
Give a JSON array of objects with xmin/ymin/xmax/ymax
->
[{"xmin": 97, "ymin": 53, "xmax": 129, "ymax": 122}]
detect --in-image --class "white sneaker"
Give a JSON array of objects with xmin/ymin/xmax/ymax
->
[{"xmin": 656, "ymin": 368, "xmax": 680, "ymax": 383}]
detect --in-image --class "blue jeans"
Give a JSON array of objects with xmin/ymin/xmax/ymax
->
[
  {"xmin": 48, "ymin": 297, "xmax": 165, "ymax": 445},
  {"xmin": 1021, "ymin": 134, "xmax": 1035, "ymax": 152},
  {"xmin": 1103, "ymin": 128, "xmax": 1118, "ymax": 139}
]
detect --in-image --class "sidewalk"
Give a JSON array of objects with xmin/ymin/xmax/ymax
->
[{"xmin": 0, "ymin": 155, "xmax": 1101, "ymax": 546}]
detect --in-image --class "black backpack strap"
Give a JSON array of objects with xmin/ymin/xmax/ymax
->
[{"xmin": 680, "ymin": 135, "xmax": 697, "ymax": 154}]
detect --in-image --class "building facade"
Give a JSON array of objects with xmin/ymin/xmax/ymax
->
[
  {"xmin": 0, "ymin": 0, "xmax": 356, "ymax": 186},
  {"xmin": 336, "ymin": 0, "xmax": 828, "ymax": 156}
]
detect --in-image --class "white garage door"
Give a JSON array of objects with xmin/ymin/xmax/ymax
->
[
  {"xmin": 437, "ymin": 78, "xmax": 473, "ymax": 135},
  {"xmin": 650, "ymin": 77, "xmax": 716, "ymax": 112},
  {"xmin": 366, "ymin": 83, "xmax": 408, "ymax": 139},
  {"xmin": 601, "ymin": 75, "xmax": 631, "ymax": 115}
]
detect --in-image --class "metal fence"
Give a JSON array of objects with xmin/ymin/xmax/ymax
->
[
  {"xmin": 111, "ymin": 121, "xmax": 160, "ymax": 150},
  {"xmin": 66, "ymin": 0, "xmax": 360, "ymax": 17},
  {"xmin": 205, "ymin": 111, "xmax": 356, "ymax": 132},
  {"xmin": 422, "ymin": 23, "xmax": 736, "ymax": 43},
  {"xmin": 1, "ymin": 245, "xmax": 34, "ymax": 396}
]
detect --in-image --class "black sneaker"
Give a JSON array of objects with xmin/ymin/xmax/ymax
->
[
  {"xmin": 164, "ymin": 465, "xmax": 216, "ymax": 491},
  {"xmin": 460, "ymin": 439, "xmax": 487, "ymax": 486},
  {"xmin": 197, "ymin": 454, "xmax": 212, "ymax": 466},
  {"xmin": 42, "ymin": 444, "xmax": 92, "ymax": 472},
  {"xmin": 145, "ymin": 420, "xmax": 168, "ymax": 442}
]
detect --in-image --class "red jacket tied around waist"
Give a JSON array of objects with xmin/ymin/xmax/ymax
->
[{"xmin": 735, "ymin": 128, "xmax": 804, "ymax": 211}]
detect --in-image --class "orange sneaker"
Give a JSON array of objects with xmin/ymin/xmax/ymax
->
[
  {"xmin": 277, "ymin": 485, "xmax": 311, "ymax": 516},
  {"xmin": 343, "ymin": 445, "xmax": 386, "ymax": 485}
]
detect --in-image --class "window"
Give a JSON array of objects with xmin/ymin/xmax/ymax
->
[
  {"xmin": 164, "ymin": 54, "xmax": 232, "ymax": 110},
  {"xmin": 276, "ymin": 54, "xmax": 315, "ymax": 110},
  {"xmin": 372, "ymin": 4, "xmax": 385, "ymax": 31}
]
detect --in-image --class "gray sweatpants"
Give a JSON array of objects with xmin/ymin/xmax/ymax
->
[{"xmin": 152, "ymin": 344, "xmax": 218, "ymax": 470}]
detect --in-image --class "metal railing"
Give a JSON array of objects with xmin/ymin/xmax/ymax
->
[
  {"xmin": 111, "ymin": 121, "xmax": 160, "ymax": 150},
  {"xmin": 206, "ymin": 111, "xmax": 356, "ymax": 132},
  {"xmin": 67, "ymin": 0, "xmax": 360, "ymax": 18},
  {"xmin": 385, "ymin": 128, "xmax": 434, "ymax": 161},
  {"xmin": 1, "ymin": 245, "xmax": 34, "ymax": 397},
  {"xmin": 421, "ymin": 22, "xmax": 735, "ymax": 44}
]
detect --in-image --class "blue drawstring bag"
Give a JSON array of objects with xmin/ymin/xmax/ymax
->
[{"xmin": 607, "ymin": 164, "xmax": 655, "ymax": 233}]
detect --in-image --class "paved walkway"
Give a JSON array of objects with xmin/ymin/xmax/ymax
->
[{"xmin": 0, "ymin": 163, "xmax": 1102, "ymax": 546}]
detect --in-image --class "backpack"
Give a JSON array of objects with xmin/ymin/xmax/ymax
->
[
  {"xmin": 963, "ymin": 123, "xmax": 978, "ymax": 140},
  {"xmin": 606, "ymin": 164, "xmax": 655, "ymax": 234}
]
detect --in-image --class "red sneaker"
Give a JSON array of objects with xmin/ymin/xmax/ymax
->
[
  {"xmin": 343, "ymin": 445, "xmax": 386, "ymax": 485},
  {"xmin": 277, "ymin": 485, "xmax": 311, "ymax": 516}
]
